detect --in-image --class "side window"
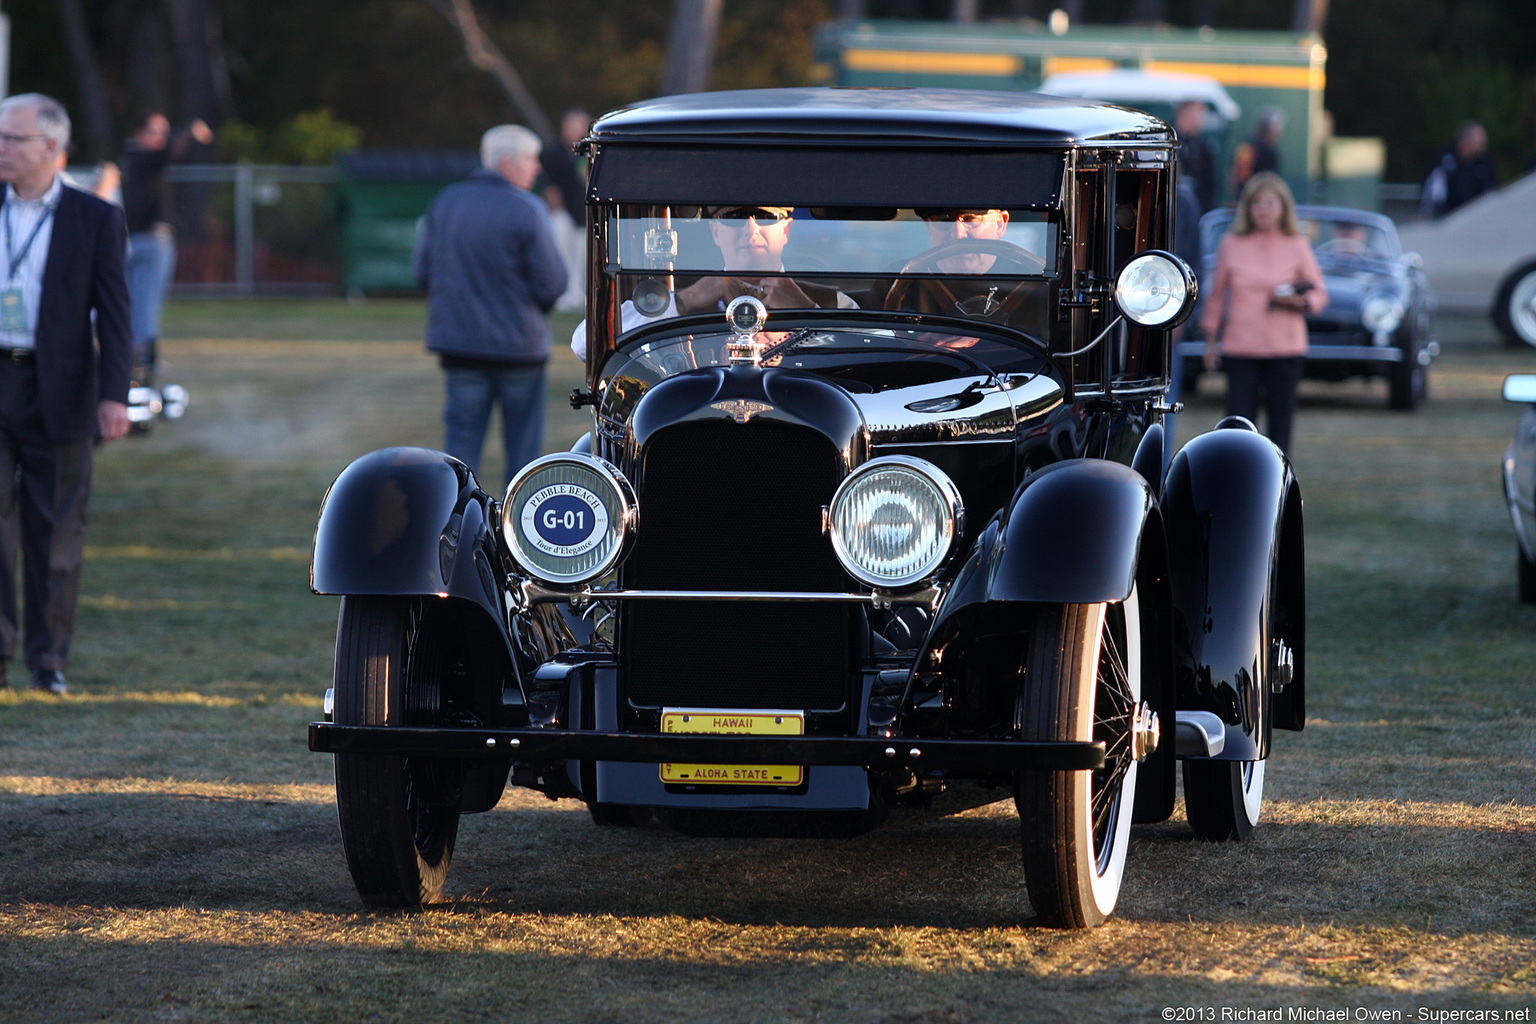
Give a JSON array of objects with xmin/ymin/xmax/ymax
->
[{"xmin": 1111, "ymin": 170, "xmax": 1169, "ymax": 386}]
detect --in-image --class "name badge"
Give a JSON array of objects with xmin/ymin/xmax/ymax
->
[{"xmin": 0, "ymin": 288, "xmax": 25, "ymax": 332}]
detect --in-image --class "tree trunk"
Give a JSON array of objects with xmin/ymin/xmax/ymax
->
[
  {"xmin": 1292, "ymin": 0, "xmax": 1329, "ymax": 33},
  {"xmin": 662, "ymin": 0, "xmax": 723, "ymax": 96},
  {"xmin": 428, "ymin": 0, "xmax": 554, "ymax": 140},
  {"xmin": 56, "ymin": 0, "xmax": 116, "ymax": 160},
  {"xmin": 161, "ymin": 0, "xmax": 229, "ymax": 126}
]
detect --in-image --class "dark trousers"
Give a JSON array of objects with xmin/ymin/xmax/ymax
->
[
  {"xmin": 0, "ymin": 360, "xmax": 95, "ymax": 672},
  {"xmin": 1223, "ymin": 356, "xmax": 1305, "ymax": 456}
]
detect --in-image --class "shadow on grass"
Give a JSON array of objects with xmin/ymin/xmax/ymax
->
[{"xmin": 4, "ymin": 785, "xmax": 1532, "ymax": 940}]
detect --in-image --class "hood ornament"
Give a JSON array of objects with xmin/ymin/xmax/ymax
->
[{"xmin": 724, "ymin": 295, "xmax": 769, "ymax": 365}]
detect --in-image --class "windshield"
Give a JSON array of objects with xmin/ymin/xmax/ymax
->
[
  {"xmin": 609, "ymin": 205, "xmax": 1057, "ymax": 277},
  {"xmin": 1301, "ymin": 217, "xmax": 1395, "ymax": 262}
]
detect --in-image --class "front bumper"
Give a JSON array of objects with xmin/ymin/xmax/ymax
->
[
  {"xmin": 308, "ymin": 723, "xmax": 1105, "ymax": 772},
  {"xmin": 1173, "ymin": 339, "xmax": 1439, "ymax": 367}
]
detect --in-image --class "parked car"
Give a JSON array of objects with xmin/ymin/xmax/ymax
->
[
  {"xmin": 1502, "ymin": 374, "xmax": 1536, "ymax": 601},
  {"xmin": 307, "ymin": 87, "xmax": 1306, "ymax": 929},
  {"xmin": 1180, "ymin": 205, "xmax": 1437, "ymax": 410},
  {"xmin": 1397, "ymin": 172, "xmax": 1536, "ymax": 347}
]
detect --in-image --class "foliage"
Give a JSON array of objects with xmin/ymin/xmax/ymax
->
[{"xmin": 6, "ymin": 0, "xmax": 1536, "ymax": 182}]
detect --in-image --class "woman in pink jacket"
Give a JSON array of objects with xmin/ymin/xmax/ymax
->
[{"xmin": 1200, "ymin": 171, "xmax": 1327, "ymax": 455}]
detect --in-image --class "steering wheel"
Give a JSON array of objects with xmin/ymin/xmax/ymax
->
[{"xmin": 879, "ymin": 239, "xmax": 1047, "ymax": 321}]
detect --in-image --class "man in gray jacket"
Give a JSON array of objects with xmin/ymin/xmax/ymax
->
[{"xmin": 412, "ymin": 125, "xmax": 567, "ymax": 492}]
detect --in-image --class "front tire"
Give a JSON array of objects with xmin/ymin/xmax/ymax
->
[
  {"xmin": 1015, "ymin": 587, "xmax": 1142, "ymax": 928},
  {"xmin": 333, "ymin": 596, "xmax": 463, "ymax": 908},
  {"xmin": 1387, "ymin": 349, "xmax": 1426, "ymax": 410},
  {"xmin": 1494, "ymin": 261, "xmax": 1536, "ymax": 348},
  {"xmin": 1518, "ymin": 542, "xmax": 1536, "ymax": 604}
]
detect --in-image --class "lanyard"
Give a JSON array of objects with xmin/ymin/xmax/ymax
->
[{"xmin": 2, "ymin": 195, "xmax": 57, "ymax": 283}]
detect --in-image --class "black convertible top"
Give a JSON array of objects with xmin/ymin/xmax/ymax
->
[{"xmin": 587, "ymin": 87, "xmax": 1172, "ymax": 147}]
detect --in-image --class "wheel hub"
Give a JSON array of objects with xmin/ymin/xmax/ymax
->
[{"xmin": 1129, "ymin": 701, "xmax": 1160, "ymax": 761}]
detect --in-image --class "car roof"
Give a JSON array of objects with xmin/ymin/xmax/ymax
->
[
  {"xmin": 587, "ymin": 87, "xmax": 1175, "ymax": 148},
  {"xmin": 1038, "ymin": 70, "xmax": 1242, "ymax": 121}
]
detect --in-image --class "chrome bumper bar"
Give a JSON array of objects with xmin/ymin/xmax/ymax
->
[{"xmin": 309, "ymin": 723, "xmax": 1106, "ymax": 772}]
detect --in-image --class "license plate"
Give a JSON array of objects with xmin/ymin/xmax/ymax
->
[{"xmin": 659, "ymin": 708, "xmax": 804, "ymax": 786}]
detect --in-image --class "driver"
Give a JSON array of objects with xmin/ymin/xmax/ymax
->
[
  {"xmin": 570, "ymin": 205, "xmax": 856, "ymax": 361},
  {"xmin": 1328, "ymin": 221, "xmax": 1373, "ymax": 256},
  {"xmin": 866, "ymin": 207, "xmax": 1046, "ymax": 322},
  {"xmin": 917, "ymin": 207, "xmax": 1013, "ymax": 274}
]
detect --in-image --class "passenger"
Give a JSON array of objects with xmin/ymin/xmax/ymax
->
[{"xmin": 570, "ymin": 205, "xmax": 856, "ymax": 361}]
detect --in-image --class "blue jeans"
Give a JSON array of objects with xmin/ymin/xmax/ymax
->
[
  {"xmin": 443, "ymin": 362, "xmax": 547, "ymax": 493},
  {"xmin": 126, "ymin": 228, "xmax": 177, "ymax": 366}
]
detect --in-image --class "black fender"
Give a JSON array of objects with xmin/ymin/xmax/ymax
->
[
  {"xmin": 913, "ymin": 458, "xmax": 1176, "ymax": 820},
  {"xmin": 312, "ymin": 447, "xmax": 501, "ymax": 615},
  {"xmin": 1163, "ymin": 420, "xmax": 1305, "ymax": 763}
]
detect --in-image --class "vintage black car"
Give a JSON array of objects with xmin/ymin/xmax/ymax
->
[
  {"xmin": 1180, "ymin": 205, "xmax": 1437, "ymax": 410},
  {"xmin": 308, "ymin": 88, "xmax": 1306, "ymax": 929}
]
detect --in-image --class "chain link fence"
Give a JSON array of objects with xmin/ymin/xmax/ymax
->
[{"xmin": 164, "ymin": 164, "xmax": 342, "ymax": 297}]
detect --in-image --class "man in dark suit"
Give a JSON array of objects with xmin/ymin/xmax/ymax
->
[{"xmin": 0, "ymin": 93, "xmax": 132, "ymax": 695}]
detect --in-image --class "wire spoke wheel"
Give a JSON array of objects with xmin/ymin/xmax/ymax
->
[
  {"xmin": 333, "ymin": 596, "xmax": 464, "ymax": 908},
  {"xmin": 1015, "ymin": 584, "xmax": 1142, "ymax": 928}
]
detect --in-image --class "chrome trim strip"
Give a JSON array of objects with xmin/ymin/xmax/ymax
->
[{"xmin": 514, "ymin": 578, "xmax": 944, "ymax": 611}]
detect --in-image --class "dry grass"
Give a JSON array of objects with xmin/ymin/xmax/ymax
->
[{"xmin": 0, "ymin": 304, "xmax": 1532, "ymax": 1022}]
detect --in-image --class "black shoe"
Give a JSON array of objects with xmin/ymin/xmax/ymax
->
[
  {"xmin": 31, "ymin": 669, "xmax": 67, "ymax": 695},
  {"xmin": 0, "ymin": 661, "xmax": 7, "ymax": 689}
]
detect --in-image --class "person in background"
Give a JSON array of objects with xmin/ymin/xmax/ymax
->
[
  {"xmin": 1229, "ymin": 106, "xmax": 1285, "ymax": 199},
  {"xmin": 0, "ymin": 94, "xmax": 133, "ymax": 695},
  {"xmin": 413, "ymin": 124, "xmax": 567, "ymax": 493},
  {"xmin": 1175, "ymin": 100, "xmax": 1219, "ymax": 214},
  {"xmin": 1420, "ymin": 120, "xmax": 1498, "ymax": 219},
  {"xmin": 119, "ymin": 111, "xmax": 213, "ymax": 378},
  {"xmin": 56, "ymin": 148, "xmax": 120, "ymax": 203},
  {"xmin": 1200, "ymin": 171, "xmax": 1327, "ymax": 457},
  {"xmin": 541, "ymin": 109, "xmax": 590, "ymax": 312},
  {"xmin": 1164, "ymin": 176, "xmax": 1206, "ymax": 474}
]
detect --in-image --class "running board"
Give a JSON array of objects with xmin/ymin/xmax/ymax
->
[{"xmin": 1175, "ymin": 711, "xmax": 1226, "ymax": 757}]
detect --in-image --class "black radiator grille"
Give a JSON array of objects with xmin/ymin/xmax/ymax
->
[{"xmin": 622, "ymin": 418, "xmax": 855, "ymax": 710}]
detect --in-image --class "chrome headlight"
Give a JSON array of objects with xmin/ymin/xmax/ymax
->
[
  {"xmin": 1114, "ymin": 250, "xmax": 1197, "ymax": 328},
  {"xmin": 828, "ymin": 457, "xmax": 963, "ymax": 589},
  {"xmin": 1361, "ymin": 294, "xmax": 1405, "ymax": 334},
  {"xmin": 502, "ymin": 454, "xmax": 636, "ymax": 586}
]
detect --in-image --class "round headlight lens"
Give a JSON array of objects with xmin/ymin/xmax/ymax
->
[
  {"xmin": 1361, "ymin": 294, "xmax": 1404, "ymax": 334},
  {"xmin": 1114, "ymin": 251, "xmax": 1196, "ymax": 327},
  {"xmin": 503, "ymin": 454, "xmax": 635, "ymax": 586},
  {"xmin": 829, "ymin": 457, "xmax": 962, "ymax": 589}
]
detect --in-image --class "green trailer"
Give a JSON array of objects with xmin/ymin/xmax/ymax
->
[
  {"xmin": 815, "ymin": 19, "xmax": 1378, "ymax": 208},
  {"xmin": 335, "ymin": 150, "xmax": 477, "ymax": 294}
]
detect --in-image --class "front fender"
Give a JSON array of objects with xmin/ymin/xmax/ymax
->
[
  {"xmin": 986, "ymin": 458, "xmax": 1154, "ymax": 605},
  {"xmin": 1163, "ymin": 423, "xmax": 1304, "ymax": 760},
  {"xmin": 923, "ymin": 458, "xmax": 1155, "ymax": 666},
  {"xmin": 311, "ymin": 447, "xmax": 503, "ymax": 621}
]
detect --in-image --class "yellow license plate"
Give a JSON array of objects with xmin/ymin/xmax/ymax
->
[{"xmin": 659, "ymin": 708, "xmax": 804, "ymax": 786}]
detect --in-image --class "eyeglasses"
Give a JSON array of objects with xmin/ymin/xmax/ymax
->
[
  {"xmin": 0, "ymin": 132, "xmax": 50, "ymax": 148},
  {"xmin": 922, "ymin": 210, "xmax": 1002, "ymax": 223},
  {"xmin": 714, "ymin": 207, "xmax": 791, "ymax": 226}
]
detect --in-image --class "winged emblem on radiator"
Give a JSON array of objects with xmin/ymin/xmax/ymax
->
[{"xmin": 710, "ymin": 399, "xmax": 775, "ymax": 424}]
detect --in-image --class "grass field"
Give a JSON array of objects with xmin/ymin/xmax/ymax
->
[{"xmin": 0, "ymin": 300, "xmax": 1533, "ymax": 1022}]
